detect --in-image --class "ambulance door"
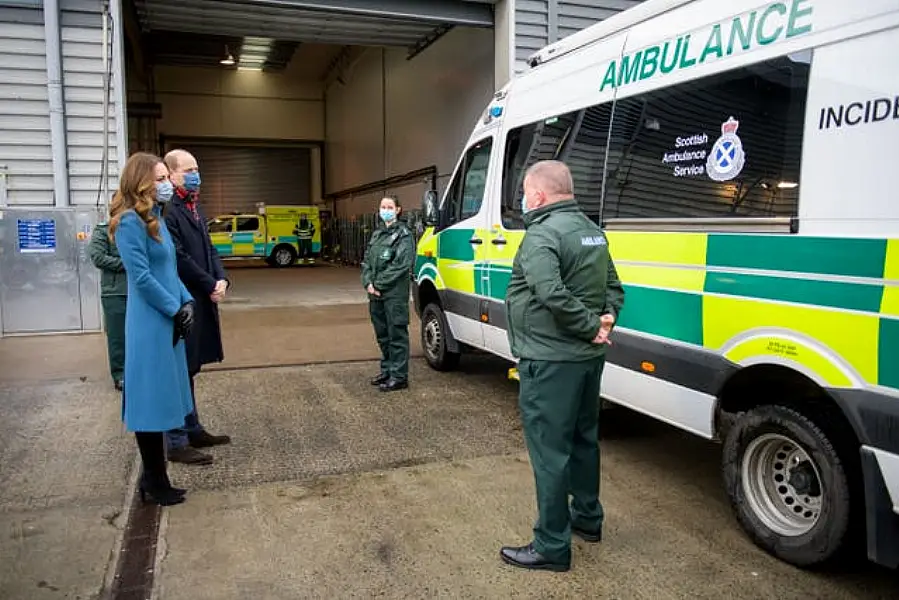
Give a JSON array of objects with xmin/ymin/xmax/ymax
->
[
  {"xmin": 434, "ymin": 136, "xmax": 494, "ymax": 349},
  {"xmin": 207, "ymin": 216, "xmax": 235, "ymax": 257},
  {"xmin": 232, "ymin": 215, "xmax": 261, "ymax": 257}
]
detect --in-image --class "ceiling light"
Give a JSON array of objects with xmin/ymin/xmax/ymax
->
[
  {"xmin": 220, "ymin": 45, "xmax": 235, "ymax": 66},
  {"xmin": 777, "ymin": 181, "xmax": 799, "ymax": 189}
]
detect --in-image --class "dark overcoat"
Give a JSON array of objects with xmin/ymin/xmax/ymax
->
[{"xmin": 163, "ymin": 197, "xmax": 227, "ymax": 373}]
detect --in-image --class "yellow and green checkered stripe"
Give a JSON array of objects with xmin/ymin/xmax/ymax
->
[
  {"xmin": 417, "ymin": 229, "xmax": 899, "ymax": 391},
  {"xmin": 607, "ymin": 232, "xmax": 898, "ymax": 391}
]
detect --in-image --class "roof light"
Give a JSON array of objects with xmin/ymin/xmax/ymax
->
[
  {"xmin": 777, "ymin": 181, "xmax": 799, "ymax": 189},
  {"xmin": 489, "ymin": 106, "xmax": 503, "ymax": 118}
]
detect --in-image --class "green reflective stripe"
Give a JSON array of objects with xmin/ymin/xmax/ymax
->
[
  {"xmin": 253, "ymin": 244, "xmax": 266, "ymax": 254},
  {"xmin": 438, "ymin": 229, "xmax": 475, "ymax": 261},
  {"xmin": 415, "ymin": 255, "xmax": 437, "ymax": 273},
  {"xmin": 312, "ymin": 242, "xmax": 321, "ymax": 252},
  {"xmin": 214, "ymin": 244, "xmax": 231, "ymax": 255},
  {"xmin": 488, "ymin": 266, "xmax": 512, "ymax": 300},
  {"xmin": 232, "ymin": 233, "xmax": 255, "ymax": 243},
  {"xmin": 617, "ymin": 286, "xmax": 704, "ymax": 345},
  {"xmin": 706, "ymin": 235, "xmax": 888, "ymax": 279},
  {"xmin": 705, "ymin": 272, "xmax": 883, "ymax": 313},
  {"xmin": 277, "ymin": 236, "xmax": 298, "ymax": 244},
  {"xmin": 879, "ymin": 319, "xmax": 899, "ymax": 390}
]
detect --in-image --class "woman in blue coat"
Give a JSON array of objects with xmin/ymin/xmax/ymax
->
[{"xmin": 109, "ymin": 152, "xmax": 196, "ymax": 506}]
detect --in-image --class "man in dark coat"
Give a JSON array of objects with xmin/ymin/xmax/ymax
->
[{"xmin": 162, "ymin": 148, "xmax": 232, "ymax": 465}]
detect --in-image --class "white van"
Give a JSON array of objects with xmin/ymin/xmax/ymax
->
[{"xmin": 413, "ymin": 0, "xmax": 899, "ymax": 569}]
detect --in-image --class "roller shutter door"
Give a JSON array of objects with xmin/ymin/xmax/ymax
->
[{"xmin": 166, "ymin": 144, "xmax": 312, "ymax": 217}]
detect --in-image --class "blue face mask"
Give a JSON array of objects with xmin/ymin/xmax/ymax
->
[
  {"xmin": 521, "ymin": 194, "xmax": 530, "ymax": 215},
  {"xmin": 380, "ymin": 208, "xmax": 396, "ymax": 223},
  {"xmin": 156, "ymin": 180, "xmax": 174, "ymax": 203},
  {"xmin": 182, "ymin": 171, "xmax": 201, "ymax": 192}
]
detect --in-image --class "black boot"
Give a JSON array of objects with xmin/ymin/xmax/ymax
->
[
  {"xmin": 188, "ymin": 430, "xmax": 231, "ymax": 448},
  {"xmin": 500, "ymin": 543, "xmax": 570, "ymax": 572},
  {"xmin": 379, "ymin": 378, "xmax": 408, "ymax": 392},
  {"xmin": 135, "ymin": 432, "xmax": 186, "ymax": 506},
  {"xmin": 370, "ymin": 373, "xmax": 389, "ymax": 386}
]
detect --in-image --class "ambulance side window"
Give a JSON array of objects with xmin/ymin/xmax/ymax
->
[
  {"xmin": 602, "ymin": 52, "xmax": 811, "ymax": 226},
  {"xmin": 208, "ymin": 218, "xmax": 233, "ymax": 233},
  {"xmin": 441, "ymin": 137, "xmax": 493, "ymax": 229},
  {"xmin": 500, "ymin": 110, "xmax": 580, "ymax": 229},
  {"xmin": 236, "ymin": 217, "xmax": 259, "ymax": 232}
]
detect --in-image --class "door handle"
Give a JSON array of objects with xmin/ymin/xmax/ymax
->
[
  {"xmin": 491, "ymin": 238, "xmax": 507, "ymax": 245},
  {"xmin": 469, "ymin": 238, "xmax": 483, "ymax": 245}
]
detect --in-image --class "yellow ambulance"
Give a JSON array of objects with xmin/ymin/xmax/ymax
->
[
  {"xmin": 413, "ymin": 0, "xmax": 899, "ymax": 570},
  {"xmin": 207, "ymin": 205, "xmax": 321, "ymax": 267}
]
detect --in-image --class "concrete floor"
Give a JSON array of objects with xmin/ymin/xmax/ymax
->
[{"xmin": 1, "ymin": 265, "xmax": 896, "ymax": 599}]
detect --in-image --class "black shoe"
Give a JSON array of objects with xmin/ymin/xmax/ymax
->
[
  {"xmin": 114, "ymin": 379, "xmax": 124, "ymax": 392},
  {"xmin": 370, "ymin": 373, "xmax": 389, "ymax": 386},
  {"xmin": 500, "ymin": 543, "xmax": 570, "ymax": 572},
  {"xmin": 572, "ymin": 525, "xmax": 602, "ymax": 543},
  {"xmin": 379, "ymin": 378, "xmax": 408, "ymax": 392},
  {"xmin": 168, "ymin": 446, "xmax": 214, "ymax": 465},
  {"xmin": 188, "ymin": 430, "xmax": 231, "ymax": 448},
  {"xmin": 139, "ymin": 485, "xmax": 186, "ymax": 506}
]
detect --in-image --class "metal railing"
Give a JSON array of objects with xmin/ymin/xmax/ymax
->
[{"xmin": 322, "ymin": 209, "xmax": 424, "ymax": 266}]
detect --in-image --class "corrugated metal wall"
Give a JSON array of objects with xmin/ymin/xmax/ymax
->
[
  {"xmin": 0, "ymin": 0, "xmax": 118, "ymax": 207},
  {"xmin": 514, "ymin": 0, "xmax": 643, "ymax": 74},
  {"xmin": 0, "ymin": 5, "xmax": 52, "ymax": 205}
]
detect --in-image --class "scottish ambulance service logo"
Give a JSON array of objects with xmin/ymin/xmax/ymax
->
[{"xmin": 706, "ymin": 116, "xmax": 745, "ymax": 182}]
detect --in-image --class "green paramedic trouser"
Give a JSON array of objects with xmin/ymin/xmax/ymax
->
[
  {"xmin": 368, "ymin": 295, "xmax": 410, "ymax": 381},
  {"xmin": 518, "ymin": 356, "xmax": 606, "ymax": 561},
  {"xmin": 101, "ymin": 295, "xmax": 127, "ymax": 383}
]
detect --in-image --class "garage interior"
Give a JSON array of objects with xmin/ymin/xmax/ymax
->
[{"xmin": 122, "ymin": 0, "xmax": 498, "ymax": 249}]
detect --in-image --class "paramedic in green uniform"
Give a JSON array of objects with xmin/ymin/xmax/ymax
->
[
  {"xmin": 88, "ymin": 218, "xmax": 128, "ymax": 391},
  {"xmin": 361, "ymin": 197, "xmax": 415, "ymax": 392},
  {"xmin": 501, "ymin": 160, "xmax": 625, "ymax": 572},
  {"xmin": 293, "ymin": 214, "xmax": 316, "ymax": 264}
]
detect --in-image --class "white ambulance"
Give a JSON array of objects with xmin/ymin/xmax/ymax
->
[{"xmin": 413, "ymin": 0, "xmax": 899, "ymax": 569}]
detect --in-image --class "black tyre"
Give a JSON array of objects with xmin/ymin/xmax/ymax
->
[
  {"xmin": 421, "ymin": 302, "xmax": 461, "ymax": 371},
  {"xmin": 722, "ymin": 405, "xmax": 852, "ymax": 568},
  {"xmin": 269, "ymin": 244, "xmax": 297, "ymax": 268}
]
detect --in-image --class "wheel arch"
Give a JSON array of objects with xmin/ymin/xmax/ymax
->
[
  {"xmin": 415, "ymin": 277, "xmax": 441, "ymax": 318},
  {"xmin": 715, "ymin": 363, "xmax": 863, "ymax": 456}
]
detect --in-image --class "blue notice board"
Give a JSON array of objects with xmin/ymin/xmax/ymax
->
[{"xmin": 17, "ymin": 218, "xmax": 57, "ymax": 254}]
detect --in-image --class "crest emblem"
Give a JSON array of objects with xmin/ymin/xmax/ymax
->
[{"xmin": 706, "ymin": 116, "xmax": 745, "ymax": 182}]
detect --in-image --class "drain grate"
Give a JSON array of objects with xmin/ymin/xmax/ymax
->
[{"xmin": 106, "ymin": 490, "xmax": 161, "ymax": 600}]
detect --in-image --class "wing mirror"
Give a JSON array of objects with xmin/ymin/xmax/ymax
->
[{"xmin": 422, "ymin": 189, "xmax": 439, "ymax": 226}]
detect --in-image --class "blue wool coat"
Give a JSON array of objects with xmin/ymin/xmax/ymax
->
[{"xmin": 115, "ymin": 207, "xmax": 195, "ymax": 432}]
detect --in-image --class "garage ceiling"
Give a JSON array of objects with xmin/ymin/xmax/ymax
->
[{"xmin": 133, "ymin": 0, "xmax": 495, "ymax": 48}]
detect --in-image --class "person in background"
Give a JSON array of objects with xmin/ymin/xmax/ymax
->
[
  {"xmin": 361, "ymin": 197, "xmax": 415, "ymax": 392},
  {"xmin": 293, "ymin": 213, "xmax": 316, "ymax": 265},
  {"xmin": 500, "ymin": 160, "xmax": 625, "ymax": 572},
  {"xmin": 88, "ymin": 210, "xmax": 127, "ymax": 391},
  {"xmin": 161, "ymin": 148, "xmax": 232, "ymax": 465},
  {"xmin": 108, "ymin": 151, "xmax": 195, "ymax": 506}
]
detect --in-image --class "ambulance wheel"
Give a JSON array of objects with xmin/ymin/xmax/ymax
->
[
  {"xmin": 722, "ymin": 405, "xmax": 852, "ymax": 568},
  {"xmin": 270, "ymin": 245, "xmax": 297, "ymax": 268},
  {"xmin": 421, "ymin": 303, "xmax": 460, "ymax": 371}
]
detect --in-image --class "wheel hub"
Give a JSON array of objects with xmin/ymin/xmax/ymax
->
[
  {"xmin": 424, "ymin": 317, "xmax": 441, "ymax": 359},
  {"xmin": 741, "ymin": 433, "xmax": 823, "ymax": 537}
]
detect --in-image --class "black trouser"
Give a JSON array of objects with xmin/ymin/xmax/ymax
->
[
  {"xmin": 369, "ymin": 295, "xmax": 410, "ymax": 381},
  {"xmin": 101, "ymin": 295, "xmax": 126, "ymax": 383},
  {"xmin": 518, "ymin": 357, "xmax": 606, "ymax": 561},
  {"xmin": 134, "ymin": 431, "xmax": 173, "ymax": 491}
]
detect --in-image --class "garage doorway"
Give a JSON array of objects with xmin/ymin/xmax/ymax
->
[{"xmin": 161, "ymin": 139, "xmax": 317, "ymax": 217}]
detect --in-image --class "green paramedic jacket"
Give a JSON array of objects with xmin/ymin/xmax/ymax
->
[
  {"xmin": 361, "ymin": 220, "xmax": 415, "ymax": 300},
  {"xmin": 505, "ymin": 199, "xmax": 625, "ymax": 362},
  {"xmin": 88, "ymin": 222, "xmax": 128, "ymax": 297}
]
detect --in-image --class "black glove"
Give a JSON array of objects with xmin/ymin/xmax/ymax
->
[{"xmin": 172, "ymin": 301, "xmax": 196, "ymax": 346}]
